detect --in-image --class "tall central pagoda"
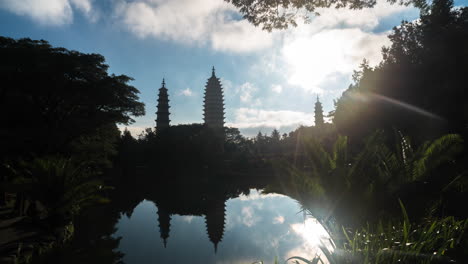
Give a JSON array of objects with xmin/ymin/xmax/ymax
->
[{"xmin": 203, "ymin": 67, "xmax": 225, "ymax": 131}]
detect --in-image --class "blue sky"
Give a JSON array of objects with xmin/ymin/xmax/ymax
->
[{"xmin": 1, "ymin": 0, "xmax": 463, "ymax": 137}]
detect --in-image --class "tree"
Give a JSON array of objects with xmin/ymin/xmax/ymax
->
[
  {"xmin": 333, "ymin": 0, "xmax": 468, "ymax": 143},
  {"xmin": 0, "ymin": 37, "xmax": 145, "ymax": 160},
  {"xmin": 271, "ymin": 129, "xmax": 281, "ymax": 142},
  {"xmin": 225, "ymin": 0, "xmax": 427, "ymax": 31}
]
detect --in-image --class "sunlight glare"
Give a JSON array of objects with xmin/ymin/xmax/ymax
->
[
  {"xmin": 291, "ymin": 218, "xmax": 332, "ymax": 248},
  {"xmin": 282, "ymin": 28, "xmax": 389, "ymax": 94}
]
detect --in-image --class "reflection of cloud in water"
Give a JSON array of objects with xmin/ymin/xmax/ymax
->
[
  {"xmin": 273, "ymin": 215, "xmax": 285, "ymax": 224},
  {"xmin": 115, "ymin": 190, "xmax": 332, "ymax": 263},
  {"xmin": 224, "ymin": 190, "xmax": 332, "ymax": 262},
  {"xmin": 286, "ymin": 218, "xmax": 334, "ymax": 263},
  {"xmin": 181, "ymin": 215, "xmax": 195, "ymax": 223},
  {"xmin": 237, "ymin": 190, "xmax": 285, "ymax": 201},
  {"xmin": 291, "ymin": 218, "xmax": 331, "ymax": 247},
  {"xmin": 241, "ymin": 206, "xmax": 261, "ymax": 227}
]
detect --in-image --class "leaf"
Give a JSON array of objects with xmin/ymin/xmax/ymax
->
[{"xmin": 285, "ymin": 256, "xmax": 313, "ymax": 264}]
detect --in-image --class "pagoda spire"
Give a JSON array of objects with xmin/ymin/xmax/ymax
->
[
  {"xmin": 314, "ymin": 95, "xmax": 324, "ymax": 127},
  {"xmin": 156, "ymin": 78, "xmax": 170, "ymax": 131}
]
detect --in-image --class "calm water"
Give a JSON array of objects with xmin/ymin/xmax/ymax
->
[{"xmin": 113, "ymin": 189, "xmax": 331, "ymax": 264}]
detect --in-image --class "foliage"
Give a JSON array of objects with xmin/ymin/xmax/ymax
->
[
  {"xmin": 333, "ymin": 0, "xmax": 468, "ymax": 143},
  {"xmin": 0, "ymin": 36, "xmax": 145, "ymax": 160},
  {"xmin": 288, "ymin": 203, "xmax": 468, "ymax": 264},
  {"xmin": 9, "ymin": 157, "xmax": 110, "ymax": 223},
  {"xmin": 225, "ymin": 0, "xmax": 427, "ymax": 31},
  {"xmin": 0, "ymin": 36, "xmax": 144, "ymax": 240},
  {"xmin": 268, "ymin": 130, "xmax": 464, "ymax": 229}
]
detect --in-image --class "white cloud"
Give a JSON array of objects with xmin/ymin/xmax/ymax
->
[
  {"xmin": 308, "ymin": 1, "xmax": 414, "ymax": 32},
  {"xmin": 290, "ymin": 218, "xmax": 331, "ymax": 247},
  {"xmin": 271, "ymin": 84, "xmax": 283, "ymax": 93},
  {"xmin": 0, "ymin": 0, "xmax": 97, "ymax": 25},
  {"xmin": 181, "ymin": 215, "xmax": 195, "ymax": 223},
  {"xmin": 118, "ymin": 125, "xmax": 147, "ymax": 138},
  {"xmin": 179, "ymin": 88, "xmax": 193, "ymax": 96},
  {"xmin": 114, "ymin": 0, "xmax": 273, "ymax": 53},
  {"xmin": 220, "ymin": 78, "xmax": 233, "ymax": 92},
  {"xmin": 237, "ymin": 82, "xmax": 258, "ymax": 103},
  {"xmin": 1, "ymin": 0, "xmax": 73, "ymax": 25},
  {"xmin": 238, "ymin": 190, "xmax": 285, "ymax": 201},
  {"xmin": 227, "ymin": 108, "xmax": 313, "ymax": 130},
  {"xmin": 273, "ymin": 215, "xmax": 285, "ymax": 224},
  {"xmin": 71, "ymin": 0, "xmax": 98, "ymax": 22},
  {"xmin": 286, "ymin": 218, "xmax": 335, "ymax": 261},
  {"xmin": 241, "ymin": 206, "xmax": 261, "ymax": 227},
  {"xmin": 248, "ymin": 0, "xmax": 417, "ymax": 95},
  {"xmin": 211, "ymin": 20, "xmax": 274, "ymax": 53}
]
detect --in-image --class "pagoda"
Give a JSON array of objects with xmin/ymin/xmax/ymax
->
[
  {"xmin": 156, "ymin": 79, "xmax": 170, "ymax": 131},
  {"xmin": 203, "ymin": 67, "xmax": 225, "ymax": 134},
  {"xmin": 314, "ymin": 96, "xmax": 324, "ymax": 127}
]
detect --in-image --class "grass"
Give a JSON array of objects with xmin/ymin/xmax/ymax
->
[{"xmin": 287, "ymin": 202, "xmax": 468, "ymax": 264}]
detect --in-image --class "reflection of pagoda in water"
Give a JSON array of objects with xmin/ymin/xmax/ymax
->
[
  {"xmin": 157, "ymin": 206, "xmax": 171, "ymax": 248},
  {"xmin": 144, "ymin": 166, "xmax": 268, "ymax": 253},
  {"xmin": 205, "ymin": 199, "xmax": 226, "ymax": 252},
  {"xmin": 155, "ymin": 198, "xmax": 227, "ymax": 252}
]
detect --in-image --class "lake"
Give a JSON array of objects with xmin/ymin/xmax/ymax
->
[{"xmin": 114, "ymin": 189, "xmax": 331, "ymax": 264}]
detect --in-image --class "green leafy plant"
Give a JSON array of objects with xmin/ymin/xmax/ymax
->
[{"xmin": 11, "ymin": 157, "xmax": 111, "ymax": 223}]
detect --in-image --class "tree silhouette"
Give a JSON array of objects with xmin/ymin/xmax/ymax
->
[
  {"xmin": 0, "ymin": 37, "xmax": 145, "ymax": 160},
  {"xmin": 225, "ymin": 0, "xmax": 427, "ymax": 31},
  {"xmin": 333, "ymin": 0, "xmax": 468, "ymax": 144}
]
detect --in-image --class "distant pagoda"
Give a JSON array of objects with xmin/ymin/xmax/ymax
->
[
  {"xmin": 314, "ymin": 96, "xmax": 324, "ymax": 127},
  {"xmin": 156, "ymin": 79, "xmax": 170, "ymax": 131},
  {"xmin": 203, "ymin": 67, "xmax": 225, "ymax": 132}
]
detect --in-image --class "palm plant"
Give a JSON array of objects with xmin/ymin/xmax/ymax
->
[{"xmin": 11, "ymin": 157, "xmax": 110, "ymax": 224}]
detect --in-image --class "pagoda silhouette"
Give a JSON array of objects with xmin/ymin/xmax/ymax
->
[
  {"xmin": 203, "ymin": 67, "xmax": 225, "ymax": 133},
  {"xmin": 155, "ymin": 79, "xmax": 170, "ymax": 131},
  {"xmin": 155, "ymin": 67, "xmax": 225, "ymax": 142}
]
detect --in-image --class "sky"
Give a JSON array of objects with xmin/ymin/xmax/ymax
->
[{"xmin": 2, "ymin": 0, "xmax": 461, "ymax": 137}]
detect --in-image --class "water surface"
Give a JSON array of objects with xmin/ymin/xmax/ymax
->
[{"xmin": 114, "ymin": 189, "xmax": 331, "ymax": 264}]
